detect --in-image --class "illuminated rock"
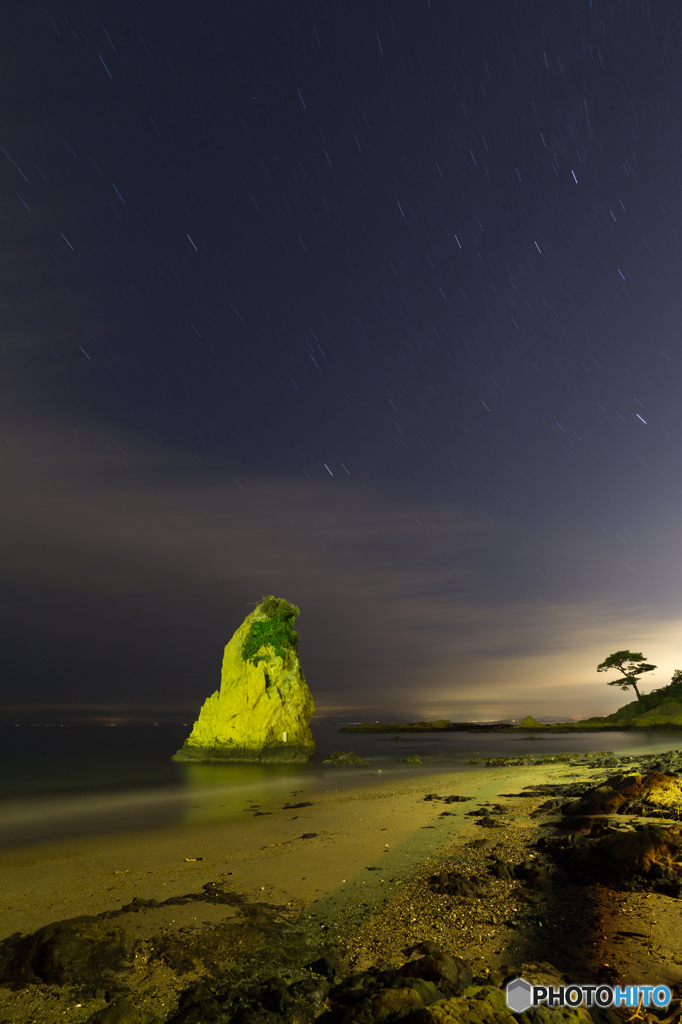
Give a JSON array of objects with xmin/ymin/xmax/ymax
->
[
  {"xmin": 546, "ymin": 821, "xmax": 682, "ymax": 895},
  {"xmin": 172, "ymin": 597, "xmax": 315, "ymax": 763},
  {"xmin": 567, "ymin": 771, "xmax": 682, "ymax": 817}
]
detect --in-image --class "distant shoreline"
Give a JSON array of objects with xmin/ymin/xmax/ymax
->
[{"xmin": 340, "ymin": 721, "xmax": 682, "ymax": 733}]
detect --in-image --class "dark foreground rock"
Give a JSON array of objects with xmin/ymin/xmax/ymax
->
[
  {"xmin": 0, "ymin": 915, "xmax": 134, "ymax": 989},
  {"xmin": 170, "ymin": 947, "xmax": 476, "ymax": 1024},
  {"xmin": 171, "ymin": 972, "xmax": 332, "ymax": 1023},
  {"xmin": 539, "ymin": 822, "xmax": 682, "ymax": 896},
  {"xmin": 87, "ymin": 997, "xmax": 160, "ymax": 1024},
  {"xmin": 191, "ymin": 948, "xmax": 607, "ymax": 1024},
  {"xmin": 428, "ymin": 853, "xmax": 550, "ymax": 898},
  {"xmin": 423, "ymin": 795, "xmax": 472, "ymax": 804}
]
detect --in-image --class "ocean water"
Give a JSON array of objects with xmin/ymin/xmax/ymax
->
[{"xmin": 0, "ymin": 723, "xmax": 680, "ymax": 849}]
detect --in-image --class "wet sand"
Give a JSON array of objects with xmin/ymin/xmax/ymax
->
[{"xmin": 0, "ymin": 763, "xmax": 575, "ymax": 940}]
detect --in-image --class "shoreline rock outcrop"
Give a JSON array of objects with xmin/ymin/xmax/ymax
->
[{"xmin": 172, "ymin": 596, "xmax": 315, "ymax": 763}]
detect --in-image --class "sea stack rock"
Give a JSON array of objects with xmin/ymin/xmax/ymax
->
[{"xmin": 172, "ymin": 596, "xmax": 315, "ymax": 763}]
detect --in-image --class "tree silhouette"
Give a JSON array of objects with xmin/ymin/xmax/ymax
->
[{"xmin": 596, "ymin": 650, "xmax": 656, "ymax": 702}]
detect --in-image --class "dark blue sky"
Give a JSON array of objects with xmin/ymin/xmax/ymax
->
[{"xmin": 2, "ymin": 0, "xmax": 682, "ymax": 721}]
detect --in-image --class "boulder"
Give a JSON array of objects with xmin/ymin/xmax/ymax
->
[
  {"xmin": 398, "ymin": 952, "xmax": 473, "ymax": 993},
  {"xmin": 86, "ymin": 998, "xmax": 160, "ymax": 1024},
  {"xmin": 542, "ymin": 822, "xmax": 682, "ymax": 895},
  {"xmin": 565, "ymin": 772, "xmax": 682, "ymax": 817},
  {"xmin": 429, "ymin": 870, "xmax": 486, "ymax": 897},
  {"xmin": 641, "ymin": 749, "xmax": 682, "ymax": 773},
  {"xmin": 601, "ymin": 824, "xmax": 682, "ymax": 877},
  {"xmin": 356, "ymin": 986, "xmax": 426, "ymax": 1020},
  {"xmin": 173, "ymin": 596, "xmax": 315, "ymax": 763},
  {"xmin": 0, "ymin": 916, "xmax": 133, "ymax": 988},
  {"xmin": 401, "ymin": 987, "xmax": 515, "ymax": 1024}
]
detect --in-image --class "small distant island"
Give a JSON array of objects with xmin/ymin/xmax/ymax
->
[{"xmin": 341, "ymin": 669, "xmax": 682, "ymax": 733}]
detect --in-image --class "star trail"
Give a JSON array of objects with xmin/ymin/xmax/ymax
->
[{"xmin": 2, "ymin": 1, "xmax": 682, "ymax": 721}]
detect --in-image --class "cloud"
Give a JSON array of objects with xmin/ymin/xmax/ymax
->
[{"xmin": 2, "ymin": 419, "xmax": 681, "ymax": 719}]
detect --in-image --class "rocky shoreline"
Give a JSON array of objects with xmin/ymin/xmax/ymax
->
[
  {"xmin": 1, "ymin": 752, "xmax": 682, "ymax": 1024},
  {"xmin": 340, "ymin": 685, "xmax": 682, "ymax": 732}
]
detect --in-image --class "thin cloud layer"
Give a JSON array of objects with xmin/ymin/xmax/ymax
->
[{"xmin": 2, "ymin": 421, "xmax": 679, "ymax": 720}]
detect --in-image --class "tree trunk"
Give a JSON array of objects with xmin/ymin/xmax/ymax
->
[{"xmin": 631, "ymin": 681, "xmax": 641, "ymax": 701}]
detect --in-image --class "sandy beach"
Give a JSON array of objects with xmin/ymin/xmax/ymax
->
[
  {"xmin": 0, "ymin": 766, "xmax": 522, "ymax": 937},
  {"xmin": 1, "ymin": 759, "xmax": 681, "ymax": 1023}
]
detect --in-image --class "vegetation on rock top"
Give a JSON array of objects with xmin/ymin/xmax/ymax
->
[{"xmin": 241, "ymin": 595, "xmax": 300, "ymax": 667}]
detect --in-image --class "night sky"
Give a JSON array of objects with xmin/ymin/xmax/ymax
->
[{"xmin": 3, "ymin": 1, "xmax": 682, "ymax": 723}]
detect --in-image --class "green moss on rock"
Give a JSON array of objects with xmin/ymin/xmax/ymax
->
[{"xmin": 241, "ymin": 596, "xmax": 300, "ymax": 666}]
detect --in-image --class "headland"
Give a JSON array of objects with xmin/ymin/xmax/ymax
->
[{"xmin": 341, "ymin": 678, "xmax": 682, "ymax": 733}]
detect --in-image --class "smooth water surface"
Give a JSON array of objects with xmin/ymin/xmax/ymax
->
[{"xmin": 0, "ymin": 723, "xmax": 680, "ymax": 848}]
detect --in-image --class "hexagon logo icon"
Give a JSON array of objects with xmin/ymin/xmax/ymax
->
[{"xmin": 506, "ymin": 977, "xmax": 533, "ymax": 1013}]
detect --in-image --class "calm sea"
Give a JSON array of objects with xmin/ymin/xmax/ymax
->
[{"xmin": 0, "ymin": 723, "xmax": 679, "ymax": 848}]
